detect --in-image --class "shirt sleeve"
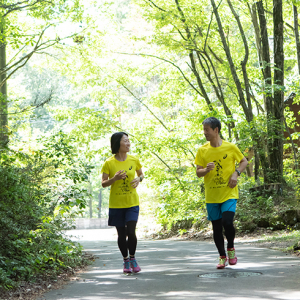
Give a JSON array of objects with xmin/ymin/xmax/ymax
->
[
  {"xmin": 194, "ymin": 148, "xmax": 204, "ymax": 166},
  {"xmin": 101, "ymin": 160, "xmax": 110, "ymax": 174},
  {"xmin": 136, "ymin": 158, "xmax": 142, "ymax": 171},
  {"xmin": 233, "ymin": 144, "xmax": 244, "ymax": 163}
]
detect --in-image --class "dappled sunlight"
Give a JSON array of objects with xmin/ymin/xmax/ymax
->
[
  {"xmin": 95, "ymin": 281, "xmax": 118, "ymax": 285},
  {"xmin": 39, "ymin": 231, "xmax": 300, "ymax": 300},
  {"xmin": 137, "ymin": 247, "xmax": 179, "ymax": 253},
  {"xmin": 3, "ymin": 0, "xmax": 300, "ymax": 298},
  {"xmin": 65, "ymin": 228, "xmax": 118, "ymax": 241},
  {"xmin": 157, "ymin": 291, "xmax": 202, "ymax": 298},
  {"xmin": 236, "ymin": 262, "xmax": 274, "ymax": 268},
  {"xmin": 84, "ymin": 249, "xmax": 115, "ymax": 255},
  {"xmin": 83, "ymin": 269, "xmax": 121, "ymax": 275},
  {"xmin": 267, "ymin": 291, "xmax": 300, "ymax": 299}
]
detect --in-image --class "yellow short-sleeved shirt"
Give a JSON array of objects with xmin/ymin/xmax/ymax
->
[
  {"xmin": 194, "ymin": 141, "xmax": 244, "ymax": 204},
  {"xmin": 101, "ymin": 154, "xmax": 142, "ymax": 208}
]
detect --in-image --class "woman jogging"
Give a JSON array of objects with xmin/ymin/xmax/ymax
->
[{"xmin": 101, "ymin": 132, "xmax": 144, "ymax": 274}]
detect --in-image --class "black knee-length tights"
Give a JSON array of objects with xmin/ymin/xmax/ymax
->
[
  {"xmin": 212, "ymin": 211, "xmax": 235, "ymax": 257},
  {"xmin": 116, "ymin": 221, "xmax": 137, "ymax": 258}
]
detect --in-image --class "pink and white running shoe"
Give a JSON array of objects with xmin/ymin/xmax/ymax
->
[
  {"xmin": 130, "ymin": 258, "xmax": 141, "ymax": 273},
  {"xmin": 123, "ymin": 259, "xmax": 132, "ymax": 273}
]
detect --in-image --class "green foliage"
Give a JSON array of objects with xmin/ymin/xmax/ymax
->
[
  {"xmin": 292, "ymin": 0, "xmax": 300, "ymax": 7},
  {"xmin": 0, "ymin": 131, "xmax": 92, "ymax": 290},
  {"xmin": 236, "ymin": 170, "xmax": 300, "ymax": 233},
  {"xmin": 2, "ymin": 0, "xmax": 300, "ymax": 241}
]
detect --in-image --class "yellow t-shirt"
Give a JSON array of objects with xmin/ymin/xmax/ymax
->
[
  {"xmin": 194, "ymin": 141, "xmax": 244, "ymax": 203},
  {"xmin": 101, "ymin": 154, "xmax": 142, "ymax": 208}
]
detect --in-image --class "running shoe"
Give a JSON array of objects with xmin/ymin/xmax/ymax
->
[
  {"xmin": 123, "ymin": 259, "xmax": 132, "ymax": 273},
  {"xmin": 227, "ymin": 248, "xmax": 237, "ymax": 265},
  {"xmin": 216, "ymin": 256, "xmax": 228, "ymax": 269},
  {"xmin": 130, "ymin": 258, "xmax": 141, "ymax": 273}
]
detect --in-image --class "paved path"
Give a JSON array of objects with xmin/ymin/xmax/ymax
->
[{"xmin": 39, "ymin": 229, "xmax": 300, "ymax": 300}]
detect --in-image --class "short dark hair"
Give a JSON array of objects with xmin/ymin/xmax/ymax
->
[
  {"xmin": 110, "ymin": 132, "xmax": 128, "ymax": 154},
  {"xmin": 202, "ymin": 117, "xmax": 221, "ymax": 133}
]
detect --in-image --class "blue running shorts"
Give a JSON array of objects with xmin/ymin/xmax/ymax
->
[
  {"xmin": 108, "ymin": 205, "xmax": 139, "ymax": 227},
  {"xmin": 206, "ymin": 199, "xmax": 237, "ymax": 221}
]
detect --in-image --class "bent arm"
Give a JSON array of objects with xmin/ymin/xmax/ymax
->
[
  {"xmin": 101, "ymin": 173, "xmax": 116, "ymax": 188},
  {"xmin": 236, "ymin": 157, "xmax": 248, "ymax": 174},
  {"xmin": 228, "ymin": 157, "xmax": 248, "ymax": 188},
  {"xmin": 130, "ymin": 168, "xmax": 144, "ymax": 189},
  {"xmin": 136, "ymin": 168, "xmax": 144, "ymax": 180},
  {"xmin": 196, "ymin": 165, "xmax": 210, "ymax": 178},
  {"xmin": 196, "ymin": 162, "xmax": 215, "ymax": 178}
]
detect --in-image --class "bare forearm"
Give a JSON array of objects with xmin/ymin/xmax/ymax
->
[
  {"xmin": 236, "ymin": 158, "xmax": 248, "ymax": 173},
  {"xmin": 102, "ymin": 177, "xmax": 116, "ymax": 188},
  {"xmin": 196, "ymin": 168, "xmax": 210, "ymax": 178}
]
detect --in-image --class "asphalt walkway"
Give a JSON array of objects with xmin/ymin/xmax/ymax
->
[{"xmin": 39, "ymin": 229, "xmax": 300, "ymax": 300}]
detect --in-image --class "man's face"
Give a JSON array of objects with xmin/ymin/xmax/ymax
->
[{"xmin": 203, "ymin": 124, "xmax": 218, "ymax": 141}]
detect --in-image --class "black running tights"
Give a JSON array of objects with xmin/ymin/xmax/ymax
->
[
  {"xmin": 211, "ymin": 211, "xmax": 235, "ymax": 256},
  {"xmin": 116, "ymin": 221, "xmax": 137, "ymax": 258}
]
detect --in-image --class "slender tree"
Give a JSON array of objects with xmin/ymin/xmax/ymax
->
[
  {"xmin": 272, "ymin": 0, "xmax": 284, "ymax": 183},
  {"xmin": 293, "ymin": 4, "xmax": 300, "ymax": 76},
  {"xmin": 0, "ymin": 13, "xmax": 7, "ymax": 145},
  {"xmin": 0, "ymin": 0, "xmax": 83, "ymax": 146}
]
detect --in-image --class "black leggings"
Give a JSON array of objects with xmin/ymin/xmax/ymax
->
[
  {"xmin": 211, "ymin": 211, "xmax": 235, "ymax": 256},
  {"xmin": 116, "ymin": 221, "xmax": 137, "ymax": 258}
]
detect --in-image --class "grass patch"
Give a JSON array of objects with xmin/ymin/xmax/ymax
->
[
  {"xmin": 253, "ymin": 230, "xmax": 300, "ymax": 254},
  {"xmin": 258, "ymin": 230, "xmax": 300, "ymax": 242}
]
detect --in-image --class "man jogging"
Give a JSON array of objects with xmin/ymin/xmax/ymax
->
[{"xmin": 195, "ymin": 117, "xmax": 248, "ymax": 269}]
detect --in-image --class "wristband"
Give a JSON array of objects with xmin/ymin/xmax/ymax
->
[
  {"xmin": 235, "ymin": 169, "xmax": 241, "ymax": 176},
  {"xmin": 139, "ymin": 176, "xmax": 143, "ymax": 182}
]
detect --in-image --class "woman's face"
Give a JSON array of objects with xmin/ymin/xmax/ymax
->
[{"xmin": 119, "ymin": 135, "xmax": 130, "ymax": 153}]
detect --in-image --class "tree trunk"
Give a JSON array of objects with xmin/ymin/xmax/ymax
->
[
  {"xmin": 89, "ymin": 182, "xmax": 93, "ymax": 218},
  {"xmin": 256, "ymin": 1, "xmax": 274, "ymax": 183},
  {"xmin": 249, "ymin": 3, "xmax": 263, "ymax": 66},
  {"xmin": 210, "ymin": 0, "xmax": 252, "ymax": 123},
  {"xmin": 227, "ymin": 0, "xmax": 253, "ymax": 120},
  {"xmin": 272, "ymin": 0, "xmax": 284, "ymax": 183},
  {"xmin": 256, "ymin": 1, "xmax": 273, "ymax": 114},
  {"xmin": 293, "ymin": 5, "xmax": 300, "ymax": 76},
  {"xmin": 98, "ymin": 189, "xmax": 102, "ymax": 218},
  {"xmin": 211, "ymin": 0, "xmax": 270, "ymax": 181},
  {"xmin": 195, "ymin": 51, "xmax": 236, "ymax": 132},
  {"xmin": 0, "ymin": 15, "xmax": 7, "ymax": 146},
  {"xmin": 188, "ymin": 52, "xmax": 214, "ymax": 111}
]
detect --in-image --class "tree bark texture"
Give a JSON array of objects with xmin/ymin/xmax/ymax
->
[
  {"xmin": 256, "ymin": 1, "xmax": 276, "ymax": 183},
  {"xmin": 0, "ymin": 15, "xmax": 8, "ymax": 146},
  {"xmin": 293, "ymin": 5, "xmax": 300, "ymax": 76},
  {"xmin": 272, "ymin": 0, "xmax": 284, "ymax": 182},
  {"xmin": 256, "ymin": 1, "xmax": 273, "ymax": 115},
  {"xmin": 249, "ymin": 3, "xmax": 263, "ymax": 66}
]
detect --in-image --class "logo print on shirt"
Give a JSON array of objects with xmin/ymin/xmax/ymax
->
[
  {"xmin": 120, "ymin": 174, "xmax": 130, "ymax": 193},
  {"xmin": 129, "ymin": 166, "xmax": 132, "ymax": 170},
  {"xmin": 212, "ymin": 159, "xmax": 227, "ymax": 186},
  {"xmin": 223, "ymin": 154, "xmax": 227, "ymax": 159}
]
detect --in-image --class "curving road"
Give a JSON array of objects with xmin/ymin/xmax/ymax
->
[{"xmin": 39, "ymin": 228, "xmax": 300, "ymax": 300}]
